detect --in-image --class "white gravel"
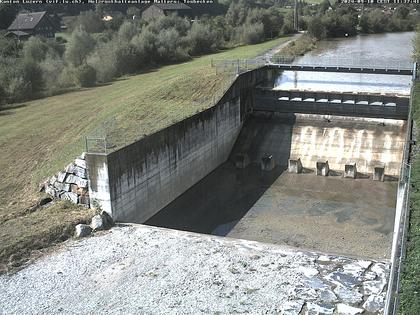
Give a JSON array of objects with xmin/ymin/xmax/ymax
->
[{"xmin": 0, "ymin": 224, "xmax": 389, "ymax": 314}]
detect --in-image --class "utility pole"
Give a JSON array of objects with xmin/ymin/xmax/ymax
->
[{"xmin": 294, "ymin": 0, "xmax": 299, "ymax": 32}]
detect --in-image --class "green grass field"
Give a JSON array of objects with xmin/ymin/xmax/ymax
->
[
  {"xmin": 400, "ymin": 82, "xmax": 420, "ymax": 314},
  {"xmin": 0, "ymin": 36, "xmax": 292, "ymax": 271}
]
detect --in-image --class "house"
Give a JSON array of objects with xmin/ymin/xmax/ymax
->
[
  {"xmin": 141, "ymin": 3, "xmax": 192, "ymax": 20},
  {"xmin": 6, "ymin": 11, "xmax": 56, "ymax": 39}
]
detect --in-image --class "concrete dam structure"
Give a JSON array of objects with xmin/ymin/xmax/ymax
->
[{"xmin": 86, "ymin": 65, "xmax": 410, "ymax": 261}]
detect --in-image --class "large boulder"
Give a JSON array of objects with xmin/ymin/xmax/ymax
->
[
  {"xmin": 75, "ymin": 224, "xmax": 92, "ymax": 237},
  {"xmin": 90, "ymin": 211, "xmax": 113, "ymax": 231}
]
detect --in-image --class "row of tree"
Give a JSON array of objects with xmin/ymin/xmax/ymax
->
[
  {"xmin": 0, "ymin": 2, "xmax": 293, "ymax": 105},
  {"xmin": 307, "ymin": 6, "xmax": 418, "ymax": 40}
]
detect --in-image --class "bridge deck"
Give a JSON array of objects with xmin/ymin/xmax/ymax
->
[{"xmin": 254, "ymin": 88, "xmax": 410, "ymax": 120}]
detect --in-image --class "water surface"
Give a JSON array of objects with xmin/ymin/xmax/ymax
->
[{"xmin": 275, "ymin": 32, "xmax": 414, "ymax": 95}]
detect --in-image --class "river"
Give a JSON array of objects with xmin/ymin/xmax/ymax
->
[{"xmin": 274, "ymin": 32, "xmax": 414, "ymax": 95}]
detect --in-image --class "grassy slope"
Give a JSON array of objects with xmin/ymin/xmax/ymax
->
[
  {"xmin": 0, "ymin": 36, "xmax": 291, "ymax": 270},
  {"xmin": 400, "ymin": 82, "xmax": 420, "ymax": 314}
]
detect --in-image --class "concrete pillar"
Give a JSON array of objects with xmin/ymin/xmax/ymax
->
[
  {"xmin": 344, "ymin": 162, "xmax": 357, "ymax": 179},
  {"xmin": 288, "ymin": 157, "xmax": 303, "ymax": 174},
  {"xmin": 373, "ymin": 164, "xmax": 385, "ymax": 181},
  {"xmin": 316, "ymin": 160, "xmax": 329, "ymax": 176},
  {"xmin": 261, "ymin": 154, "xmax": 275, "ymax": 171},
  {"xmin": 234, "ymin": 153, "xmax": 250, "ymax": 169}
]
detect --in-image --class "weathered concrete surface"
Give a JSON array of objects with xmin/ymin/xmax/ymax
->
[
  {"xmin": 233, "ymin": 113, "xmax": 406, "ymax": 176},
  {"xmin": 0, "ymin": 224, "xmax": 389, "ymax": 314},
  {"xmin": 228, "ymin": 172, "xmax": 397, "ymax": 260}
]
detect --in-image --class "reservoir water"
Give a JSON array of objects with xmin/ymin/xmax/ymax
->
[{"xmin": 275, "ymin": 32, "xmax": 414, "ymax": 95}]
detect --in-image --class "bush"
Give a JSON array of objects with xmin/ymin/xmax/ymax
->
[
  {"xmin": 23, "ymin": 37, "xmax": 48, "ymax": 62},
  {"xmin": 40, "ymin": 54, "xmax": 65, "ymax": 94},
  {"xmin": 188, "ymin": 22, "xmax": 218, "ymax": 55},
  {"xmin": 118, "ymin": 21, "xmax": 139, "ymax": 42},
  {"xmin": 71, "ymin": 11, "xmax": 104, "ymax": 33},
  {"xmin": 236, "ymin": 22, "xmax": 264, "ymax": 45},
  {"xmin": 156, "ymin": 28, "xmax": 189, "ymax": 62},
  {"xmin": 131, "ymin": 28, "xmax": 158, "ymax": 64},
  {"xmin": 22, "ymin": 58, "xmax": 44, "ymax": 93},
  {"xmin": 307, "ymin": 17, "xmax": 326, "ymax": 40},
  {"xmin": 65, "ymin": 28, "xmax": 96, "ymax": 67},
  {"xmin": 75, "ymin": 64, "xmax": 96, "ymax": 87}
]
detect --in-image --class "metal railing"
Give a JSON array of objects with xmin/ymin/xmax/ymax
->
[
  {"xmin": 270, "ymin": 55, "xmax": 413, "ymax": 71},
  {"xmin": 383, "ymin": 83, "xmax": 414, "ymax": 315},
  {"xmin": 211, "ymin": 58, "xmax": 267, "ymax": 75}
]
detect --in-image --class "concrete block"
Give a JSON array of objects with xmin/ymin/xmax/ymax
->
[
  {"xmin": 75, "ymin": 158, "xmax": 87, "ymax": 169},
  {"xmin": 74, "ymin": 166, "xmax": 87, "ymax": 179},
  {"xmin": 70, "ymin": 184, "xmax": 78, "ymax": 194},
  {"xmin": 56, "ymin": 171, "xmax": 67, "ymax": 183},
  {"xmin": 344, "ymin": 162, "xmax": 357, "ymax": 179},
  {"xmin": 373, "ymin": 164, "xmax": 385, "ymax": 181},
  {"xmin": 261, "ymin": 154, "xmax": 275, "ymax": 171},
  {"xmin": 316, "ymin": 160, "xmax": 329, "ymax": 176},
  {"xmin": 65, "ymin": 163, "xmax": 75, "ymax": 174},
  {"xmin": 288, "ymin": 157, "xmax": 303, "ymax": 174},
  {"xmin": 53, "ymin": 181, "xmax": 70, "ymax": 192},
  {"xmin": 234, "ymin": 153, "xmax": 250, "ymax": 169},
  {"xmin": 49, "ymin": 175, "xmax": 57, "ymax": 185},
  {"xmin": 45, "ymin": 185, "xmax": 57, "ymax": 198},
  {"xmin": 66, "ymin": 174, "xmax": 88, "ymax": 188},
  {"xmin": 77, "ymin": 187, "xmax": 89, "ymax": 196},
  {"xmin": 62, "ymin": 191, "xmax": 79, "ymax": 203}
]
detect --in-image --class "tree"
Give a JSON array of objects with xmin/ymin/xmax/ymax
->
[
  {"xmin": 413, "ymin": 25, "xmax": 420, "ymax": 63},
  {"xmin": 226, "ymin": 0, "xmax": 248, "ymax": 27},
  {"xmin": 307, "ymin": 17, "xmax": 326, "ymax": 40},
  {"xmin": 118, "ymin": 21, "xmax": 138, "ymax": 42},
  {"xmin": 188, "ymin": 22, "xmax": 218, "ymax": 55},
  {"xmin": 75, "ymin": 64, "xmax": 96, "ymax": 87},
  {"xmin": 71, "ymin": 10, "xmax": 104, "ymax": 33},
  {"xmin": 65, "ymin": 28, "xmax": 95, "ymax": 67},
  {"xmin": 23, "ymin": 37, "xmax": 48, "ymax": 62},
  {"xmin": 0, "ymin": 4, "xmax": 18, "ymax": 30}
]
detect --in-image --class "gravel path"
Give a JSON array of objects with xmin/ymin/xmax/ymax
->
[{"xmin": 0, "ymin": 224, "xmax": 389, "ymax": 314}]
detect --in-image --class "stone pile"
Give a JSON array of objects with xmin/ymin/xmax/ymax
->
[{"xmin": 41, "ymin": 153, "xmax": 90, "ymax": 207}]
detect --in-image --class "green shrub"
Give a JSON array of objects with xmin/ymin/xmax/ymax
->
[
  {"xmin": 187, "ymin": 22, "xmax": 218, "ymax": 55},
  {"xmin": 75, "ymin": 64, "xmax": 96, "ymax": 87},
  {"xmin": 236, "ymin": 22, "xmax": 264, "ymax": 45},
  {"xmin": 65, "ymin": 28, "xmax": 96, "ymax": 67}
]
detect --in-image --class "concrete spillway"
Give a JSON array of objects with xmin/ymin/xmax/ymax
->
[
  {"xmin": 232, "ymin": 113, "xmax": 406, "ymax": 176},
  {"xmin": 146, "ymin": 112, "xmax": 404, "ymax": 260}
]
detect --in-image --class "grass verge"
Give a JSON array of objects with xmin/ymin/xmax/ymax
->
[
  {"xmin": 0, "ymin": 36, "xmax": 292, "ymax": 272},
  {"xmin": 275, "ymin": 34, "xmax": 317, "ymax": 59},
  {"xmin": 400, "ymin": 82, "xmax": 420, "ymax": 314}
]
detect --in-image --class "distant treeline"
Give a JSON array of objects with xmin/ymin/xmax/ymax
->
[{"xmin": 306, "ymin": 5, "xmax": 418, "ymax": 40}]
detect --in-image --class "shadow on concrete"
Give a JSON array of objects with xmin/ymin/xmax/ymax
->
[{"xmin": 145, "ymin": 112, "xmax": 294, "ymax": 236}]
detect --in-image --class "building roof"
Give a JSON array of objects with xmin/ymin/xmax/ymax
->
[
  {"xmin": 8, "ymin": 11, "xmax": 47, "ymax": 31},
  {"xmin": 153, "ymin": 3, "xmax": 192, "ymax": 11},
  {"xmin": 5, "ymin": 30, "xmax": 30, "ymax": 37}
]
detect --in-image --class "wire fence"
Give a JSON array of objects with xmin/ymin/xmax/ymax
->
[
  {"xmin": 383, "ymin": 83, "xmax": 414, "ymax": 315},
  {"xmin": 211, "ymin": 58, "xmax": 267, "ymax": 75},
  {"xmin": 270, "ymin": 55, "xmax": 413, "ymax": 71}
]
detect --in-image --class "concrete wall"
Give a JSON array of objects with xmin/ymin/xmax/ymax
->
[
  {"xmin": 86, "ymin": 67, "xmax": 271, "ymax": 221},
  {"xmin": 232, "ymin": 112, "xmax": 406, "ymax": 176}
]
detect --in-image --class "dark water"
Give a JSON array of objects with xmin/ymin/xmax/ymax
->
[{"xmin": 275, "ymin": 32, "xmax": 414, "ymax": 95}]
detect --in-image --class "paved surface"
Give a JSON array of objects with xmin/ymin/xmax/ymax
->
[{"xmin": 0, "ymin": 224, "xmax": 389, "ymax": 314}]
